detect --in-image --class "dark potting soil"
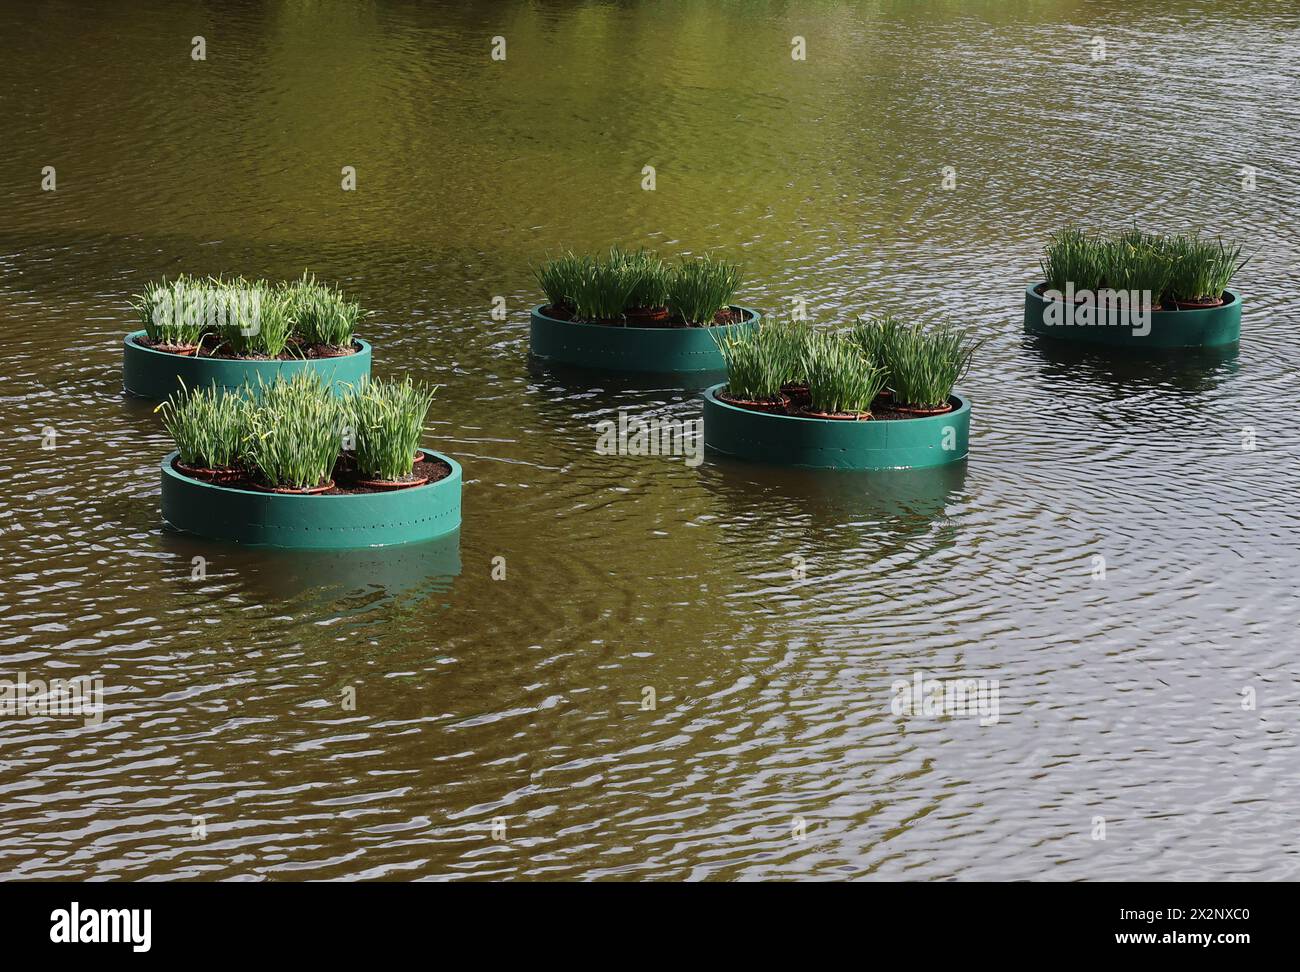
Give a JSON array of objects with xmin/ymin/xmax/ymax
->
[
  {"xmin": 137, "ymin": 335, "xmax": 360, "ymax": 359},
  {"xmin": 542, "ymin": 305, "xmax": 746, "ymax": 328},
  {"xmin": 172, "ymin": 454, "xmax": 452, "ymax": 495},
  {"xmin": 325, "ymin": 455, "xmax": 452, "ymax": 495},
  {"xmin": 1031, "ymin": 282, "xmax": 1230, "ymax": 310},
  {"xmin": 860, "ymin": 401, "xmax": 951, "ymax": 421},
  {"xmin": 730, "ymin": 390, "xmax": 950, "ymax": 421}
]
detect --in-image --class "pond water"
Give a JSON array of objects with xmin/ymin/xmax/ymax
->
[{"xmin": 2, "ymin": 0, "xmax": 1298, "ymax": 880}]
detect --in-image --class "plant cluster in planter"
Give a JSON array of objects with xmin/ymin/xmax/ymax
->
[
  {"xmin": 158, "ymin": 372, "xmax": 444, "ymax": 493},
  {"xmin": 715, "ymin": 316, "xmax": 980, "ymax": 420},
  {"xmin": 131, "ymin": 272, "xmax": 364, "ymax": 359},
  {"xmin": 1038, "ymin": 227, "xmax": 1247, "ymax": 308},
  {"xmin": 534, "ymin": 247, "xmax": 746, "ymax": 327}
]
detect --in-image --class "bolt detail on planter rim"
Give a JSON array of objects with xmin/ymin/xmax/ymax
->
[
  {"xmin": 529, "ymin": 305, "xmax": 758, "ymax": 373},
  {"xmin": 123, "ymin": 331, "xmax": 373, "ymax": 400},
  {"xmin": 702, "ymin": 384, "xmax": 971, "ymax": 470},
  {"xmin": 160, "ymin": 448, "xmax": 462, "ymax": 549},
  {"xmin": 1022, "ymin": 285, "xmax": 1241, "ymax": 350}
]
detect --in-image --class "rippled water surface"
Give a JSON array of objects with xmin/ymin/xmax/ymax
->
[{"xmin": 2, "ymin": 0, "xmax": 1299, "ymax": 880}]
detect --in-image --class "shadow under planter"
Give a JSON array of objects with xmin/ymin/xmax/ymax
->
[
  {"xmin": 529, "ymin": 305, "xmax": 758, "ymax": 373},
  {"xmin": 160, "ymin": 448, "xmax": 462, "ymax": 549},
  {"xmin": 703, "ymin": 384, "xmax": 970, "ymax": 470},
  {"xmin": 123, "ymin": 331, "xmax": 372, "ymax": 399},
  {"xmin": 1023, "ymin": 285, "xmax": 1241, "ymax": 350}
]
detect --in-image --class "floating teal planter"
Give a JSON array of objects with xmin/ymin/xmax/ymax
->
[
  {"xmin": 702, "ymin": 385, "xmax": 970, "ymax": 470},
  {"xmin": 529, "ymin": 306, "xmax": 758, "ymax": 373},
  {"xmin": 160, "ymin": 449, "xmax": 462, "ymax": 549},
  {"xmin": 1023, "ymin": 285, "xmax": 1241, "ymax": 349},
  {"xmin": 123, "ymin": 331, "xmax": 372, "ymax": 399}
]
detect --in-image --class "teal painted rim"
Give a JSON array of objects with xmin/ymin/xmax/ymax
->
[
  {"xmin": 1023, "ymin": 285, "xmax": 1241, "ymax": 349},
  {"xmin": 124, "ymin": 331, "xmax": 373, "ymax": 399},
  {"xmin": 529, "ymin": 305, "xmax": 758, "ymax": 373},
  {"xmin": 703, "ymin": 384, "xmax": 970, "ymax": 470},
  {"xmin": 160, "ymin": 448, "xmax": 462, "ymax": 549}
]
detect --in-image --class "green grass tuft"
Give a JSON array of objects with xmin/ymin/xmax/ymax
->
[
  {"xmin": 535, "ymin": 248, "xmax": 742, "ymax": 324},
  {"xmin": 347, "ymin": 377, "xmax": 438, "ymax": 481},
  {"xmin": 1164, "ymin": 234, "xmax": 1248, "ymax": 302},
  {"xmin": 886, "ymin": 323, "xmax": 979, "ymax": 409},
  {"xmin": 287, "ymin": 271, "xmax": 362, "ymax": 348},
  {"xmin": 849, "ymin": 313, "xmax": 906, "ymax": 382},
  {"xmin": 1040, "ymin": 226, "xmax": 1105, "ymax": 293},
  {"xmin": 131, "ymin": 275, "xmax": 208, "ymax": 347},
  {"xmin": 1099, "ymin": 237, "xmax": 1174, "ymax": 302},
  {"xmin": 215, "ymin": 278, "xmax": 295, "ymax": 358},
  {"xmin": 666, "ymin": 254, "xmax": 742, "ymax": 324},
  {"xmin": 570, "ymin": 256, "xmax": 640, "ymax": 321},
  {"xmin": 715, "ymin": 320, "xmax": 787, "ymax": 401},
  {"xmin": 804, "ymin": 332, "xmax": 887, "ymax": 415},
  {"xmin": 243, "ymin": 372, "xmax": 343, "ymax": 489},
  {"xmin": 1040, "ymin": 227, "xmax": 1247, "ymax": 305},
  {"xmin": 534, "ymin": 253, "xmax": 588, "ymax": 311},
  {"xmin": 609, "ymin": 247, "xmax": 670, "ymax": 310},
  {"xmin": 132, "ymin": 274, "xmax": 367, "ymax": 356},
  {"xmin": 157, "ymin": 380, "xmax": 247, "ymax": 469}
]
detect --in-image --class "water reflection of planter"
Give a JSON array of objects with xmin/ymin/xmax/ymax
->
[
  {"xmin": 123, "ymin": 331, "xmax": 372, "ymax": 399},
  {"xmin": 160, "ymin": 448, "xmax": 461, "ymax": 549},
  {"xmin": 529, "ymin": 305, "xmax": 758, "ymax": 373},
  {"xmin": 702, "ymin": 455, "xmax": 967, "ymax": 523},
  {"xmin": 1023, "ymin": 286, "xmax": 1241, "ymax": 349},
  {"xmin": 1028, "ymin": 338, "xmax": 1239, "ymax": 401},
  {"xmin": 703, "ymin": 384, "xmax": 969, "ymax": 470},
  {"xmin": 160, "ymin": 528, "xmax": 462, "ymax": 601}
]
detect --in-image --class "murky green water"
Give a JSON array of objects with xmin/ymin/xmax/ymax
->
[{"xmin": 2, "ymin": 0, "xmax": 1298, "ymax": 880}]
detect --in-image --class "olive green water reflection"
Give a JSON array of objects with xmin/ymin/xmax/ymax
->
[{"xmin": 2, "ymin": 0, "xmax": 1299, "ymax": 880}]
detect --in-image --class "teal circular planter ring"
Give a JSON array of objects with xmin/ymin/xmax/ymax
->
[
  {"xmin": 160, "ymin": 449, "xmax": 462, "ymax": 549},
  {"xmin": 529, "ymin": 305, "xmax": 758, "ymax": 373},
  {"xmin": 702, "ymin": 384, "xmax": 970, "ymax": 470},
  {"xmin": 124, "ymin": 331, "xmax": 372, "ymax": 399},
  {"xmin": 1023, "ymin": 285, "xmax": 1241, "ymax": 349}
]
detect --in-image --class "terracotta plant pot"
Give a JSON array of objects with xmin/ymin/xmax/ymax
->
[
  {"xmin": 801, "ymin": 408, "xmax": 872, "ymax": 421},
  {"xmin": 623, "ymin": 306, "xmax": 671, "ymax": 324},
  {"xmin": 174, "ymin": 459, "xmax": 244, "ymax": 484},
  {"xmin": 154, "ymin": 343, "xmax": 200, "ymax": 356},
  {"xmin": 1173, "ymin": 296, "xmax": 1226, "ymax": 310},
  {"xmin": 895, "ymin": 402, "xmax": 954, "ymax": 416},
  {"xmin": 1034, "ymin": 283, "xmax": 1091, "ymax": 304},
  {"xmin": 356, "ymin": 474, "xmax": 431, "ymax": 491},
  {"xmin": 250, "ymin": 479, "xmax": 335, "ymax": 495},
  {"xmin": 1095, "ymin": 294, "xmax": 1164, "ymax": 312},
  {"xmin": 307, "ymin": 344, "xmax": 355, "ymax": 358},
  {"xmin": 717, "ymin": 390, "xmax": 791, "ymax": 414}
]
